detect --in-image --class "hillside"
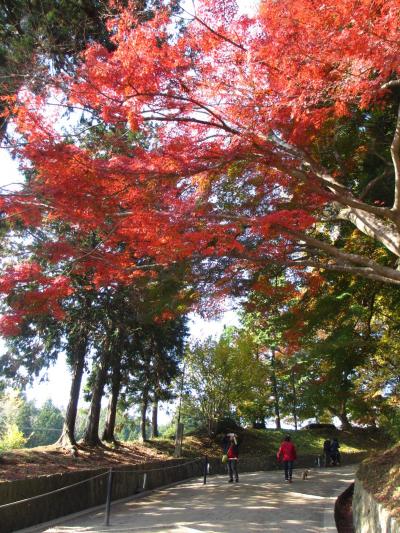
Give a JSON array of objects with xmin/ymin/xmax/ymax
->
[{"xmin": 0, "ymin": 426, "xmax": 390, "ymax": 482}]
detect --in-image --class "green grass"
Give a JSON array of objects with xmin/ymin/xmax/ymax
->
[{"xmin": 137, "ymin": 426, "xmax": 390, "ymax": 459}]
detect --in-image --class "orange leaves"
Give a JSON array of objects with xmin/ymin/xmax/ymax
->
[
  {"xmin": 0, "ymin": 263, "xmax": 72, "ymax": 335},
  {"xmin": 154, "ymin": 309, "xmax": 175, "ymax": 323},
  {"xmin": 257, "ymin": 210, "xmax": 316, "ymax": 237},
  {"xmin": 0, "ymin": 262, "xmax": 45, "ymax": 291},
  {"xmin": 1, "ymin": 0, "xmax": 398, "ymax": 330},
  {"xmin": 259, "ymin": 0, "xmax": 400, "ymax": 122},
  {"xmin": 0, "ymin": 315, "xmax": 23, "ymax": 337},
  {"xmin": 0, "ymin": 95, "xmax": 18, "ymax": 121}
]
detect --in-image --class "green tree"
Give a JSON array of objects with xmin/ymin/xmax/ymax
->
[
  {"xmin": 29, "ymin": 399, "xmax": 64, "ymax": 447},
  {"xmin": 0, "ymin": 424, "xmax": 26, "ymax": 451},
  {"xmin": 183, "ymin": 328, "xmax": 271, "ymax": 435}
]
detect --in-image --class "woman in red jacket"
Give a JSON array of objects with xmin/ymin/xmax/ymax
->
[
  {"xmin": 277, "ymin": 435, "xmax": 297, "ymax": 482},
  {"xmin": 223, "ymin": 433, "xmax": 239, "ymax": 482}
]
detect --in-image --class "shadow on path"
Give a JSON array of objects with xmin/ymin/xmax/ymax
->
[{"xmin": 35, "ymin": 466, "xmax": 356, "ymax": 533}]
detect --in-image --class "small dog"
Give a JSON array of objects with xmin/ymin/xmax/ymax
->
[{"xmin": 302, "ymin": 469, "xmax": 310, "ymax": 480}]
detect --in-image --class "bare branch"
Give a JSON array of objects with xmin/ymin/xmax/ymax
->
[
  {"xmin": 142, "ymin": 115, "xmax": 238, "ymax": 134},
  {"xmin": 281, "ymin": 226, "xmax": 400, "ymax": 282},
  {"xmin": 382, "ymin": 80, "xmax": 400, "ymax": 90},
  {"xmin": 269, "ymin": 142, "xmax": 395, "ymax": 222},
  {"xmin": 180, "ymin": 6, "xmax": 247, "ymax": 51},
  {"xmin": 359, "ymin": 169, "xmax": 389, "ymax": 200},
  {"xmin": 286, "ymin": 259, "xmax": 400, "ymax": 285}
]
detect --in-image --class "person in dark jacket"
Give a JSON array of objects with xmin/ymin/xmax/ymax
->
[
  {"xmin": 223, "ymin": 433, "xmax": 239, "ymax": 483},
  {"xmin": 277, "ymin": 435, "xmax": 297, "ymax": 482},
  {"xmin": 323, "ymin": 439, "xmax": 332, "ymax": 467},
  {"xmin": 330, "ymin": 438, "xmax": 341, "ymax": 466}
]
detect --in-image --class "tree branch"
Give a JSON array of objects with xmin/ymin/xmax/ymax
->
[
  {"xmin": 190, "ymin": 13, "xmax": 246, "ymax": 51},
  {"xmin": 269, "ymin": 142, "xmax": 395, "ymax": 222},
  {"xmin": 382, "ymin": 80, "xmax": 400, "ymax": 90},
  {"xmin": 280, "ymin": 226, "xmax": 400, "ymax": 282},
  {"xmin": 336, "ymin": 206, "xmax": 400, "ymax": 257},
  {"xmin": 359, "ymin": 169, "xmax": 389, "ymax": 200},
  {"xmin": 391, "ymin": 101, "xmax": 400, "ymax": 213},
  {"xmin": 285, "ymin": 259, "xmax": 400, "ymax": 285},
  {"xmin": 142, "ymin": 115, "xmax": 238, "ymax": 134}
]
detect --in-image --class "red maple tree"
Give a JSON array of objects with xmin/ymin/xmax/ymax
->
[{"xmin": 1, "ymin": 0, "xmax": 400, "ymax": 330}]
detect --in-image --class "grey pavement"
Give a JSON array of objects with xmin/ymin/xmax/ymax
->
[{"xmin": 30, "ymin": 466, "xmax": 355, "ymax": 533}]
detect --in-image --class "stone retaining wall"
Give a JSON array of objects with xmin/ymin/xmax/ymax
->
[{"xmin": 353, "ymin": 477, "xmax": 400, "ymax": 533}]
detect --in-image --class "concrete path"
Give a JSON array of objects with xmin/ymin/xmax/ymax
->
[{"xmin": 30, "ymin": 466, "xmax": 355, "ymax": 533}]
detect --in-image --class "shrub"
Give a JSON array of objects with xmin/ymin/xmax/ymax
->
[{"xmin": 0, "ymin": 424, "xmax": 27, "ymax": 451}]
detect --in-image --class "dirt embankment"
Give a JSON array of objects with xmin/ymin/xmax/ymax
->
[
  {"xmin": 0, "ymin": 442, "xmax": 169, "ymax": 482},
  {"xmin": 0, "ymin": 427, "xmax": 390, "ymax": 483},
  {"xmin": 356, "ymin": 443, "xmax": 400, "ymax": 520}
]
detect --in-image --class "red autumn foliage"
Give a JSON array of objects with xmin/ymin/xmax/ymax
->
[{"xmin": 0, "ymin": 0, "xmax": 399, "ymax": 329}]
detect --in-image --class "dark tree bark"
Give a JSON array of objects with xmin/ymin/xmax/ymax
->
[
  {"xmin": 252, "ymin": 420, "xmax": 266, "ymax": 429},
  {"xmin": 82, "ymin": 348, "xmax": 112, "ymax": 446},
  {"xmin": 271, "ymin": 348, "xmax": 281, "ymax": 429},
  {"xmin": 152, "ymin": 398, "xmax": 159, "ymax": 438},
  {"xmin": 102, "ymin": 360, "xmax": 122, "ymax": 443},
  {"xmin": 337, "ymin": 412, "xmax": 352, "ymax": 430},
  {"xmin": 291, "ymin": 369, "xmax": 298, "ymax": 431},
  {"xmin": 140, "ymin": 386, "xmax": 149, "ymax": 442},
  {"xmin": 329, "ymin": 404, "xmax": 352, "ymax": 430},
  {"xmin": 56, "ymin": 337, "xmax": 87, "ymax": 448}
]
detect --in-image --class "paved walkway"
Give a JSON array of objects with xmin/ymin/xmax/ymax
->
[{"xmin": 29, "ymin": 466, "xmax": 355, "ymax": 533}]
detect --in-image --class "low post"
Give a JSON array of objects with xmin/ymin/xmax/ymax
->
[
  {"xmin": 104, "ymin": 467, "xmax": 114, "ymax": 526},
  {"xmin": 203, "ymin": 455, "xmax": 208, "ymax": 485},
  {"xmin": 174, "ymin": 422, "xmax": 184, "ymax": 458}
]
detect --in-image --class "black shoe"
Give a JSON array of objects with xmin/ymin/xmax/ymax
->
[
  {"xmin": 229, "ymin": 479, "xmax": 233, "ymax": 483},
  {"xmin": 235, "ymin": 478, "xmax": 239, "ymax": 483}
]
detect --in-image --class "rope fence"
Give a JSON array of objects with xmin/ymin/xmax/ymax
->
[
  {"xmin": 0, "ymin": 456, "xmax": 207, "ymax": 529},
  {"xmin": 0, "ymin": 471, "xmax": 109, "ymax": 510},
  {"xmin": 115, "ymin": 458, "xmax": 203, "ymax": 474}
]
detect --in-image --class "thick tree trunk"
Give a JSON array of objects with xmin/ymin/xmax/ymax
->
[
  {"xmin": 82, "ymin": 349, "xmax": 111, "ymax": 446},
  {"xmin": 329, "ymin": 405, "xmax": 352, "ymax": 430},
  {"xmin": 291, "ymin": 369, "xmax": 298, "ymax": 431},
  {"xmin": 56, "ymin": 340, "xmax": 87, "ymax": 449},
  {"xmin": 152, "ymin": 399, "xmax": 159, "ymax": 438},
  {"xmin": 102, "ymin": 361, "xmax": 122, "ymax": 443},
  {"xmin": 271, "ymin": 348, "xmax": 281, "ymax": 429},
  {"xmin": 140, "ymin": 387, "xmax": 149, "ymax": 442},
  {"xmin": 337, "ymin": 412, "xmax": 352, "ymax": 430},
  {"xmin": 337, "ymin": 206, "xmax": 400, "ymax": 257}
]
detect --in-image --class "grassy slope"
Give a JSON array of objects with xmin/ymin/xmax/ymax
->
[
  {"xmin": 145, "ymin": 426, "xmax": 389, "ymax": 459},
  {"xmin": 0, "ymin": 426, "xmax": 390, "ymax": 482}
]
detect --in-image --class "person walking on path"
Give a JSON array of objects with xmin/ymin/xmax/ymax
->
[
  {"xmin": 223, "ymin": 432, "xmax": 239, "ymax": 483},
  {"xmin": 277, "ymin": 435, "xmax": 297, "ymax": 482},
  {"xmin": 330, "ymin": 437, "xmax": 341, "ymax": 466},
  {"xmin": 323, "ymin": 439, "xmax": 332, "ymax": 467}
]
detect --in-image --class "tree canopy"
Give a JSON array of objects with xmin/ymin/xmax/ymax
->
[
  {"xmin": 1, "ymin": 0, "xmax": 400, "ymax": 446},
  {"xmin": 0, "ymin": 0, "xmax": 399, "ymax": 331}
]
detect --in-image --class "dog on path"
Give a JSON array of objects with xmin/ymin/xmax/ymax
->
[{"xmin": 302, "ymin": 469, "xmax": 310, "ymax": 480}]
